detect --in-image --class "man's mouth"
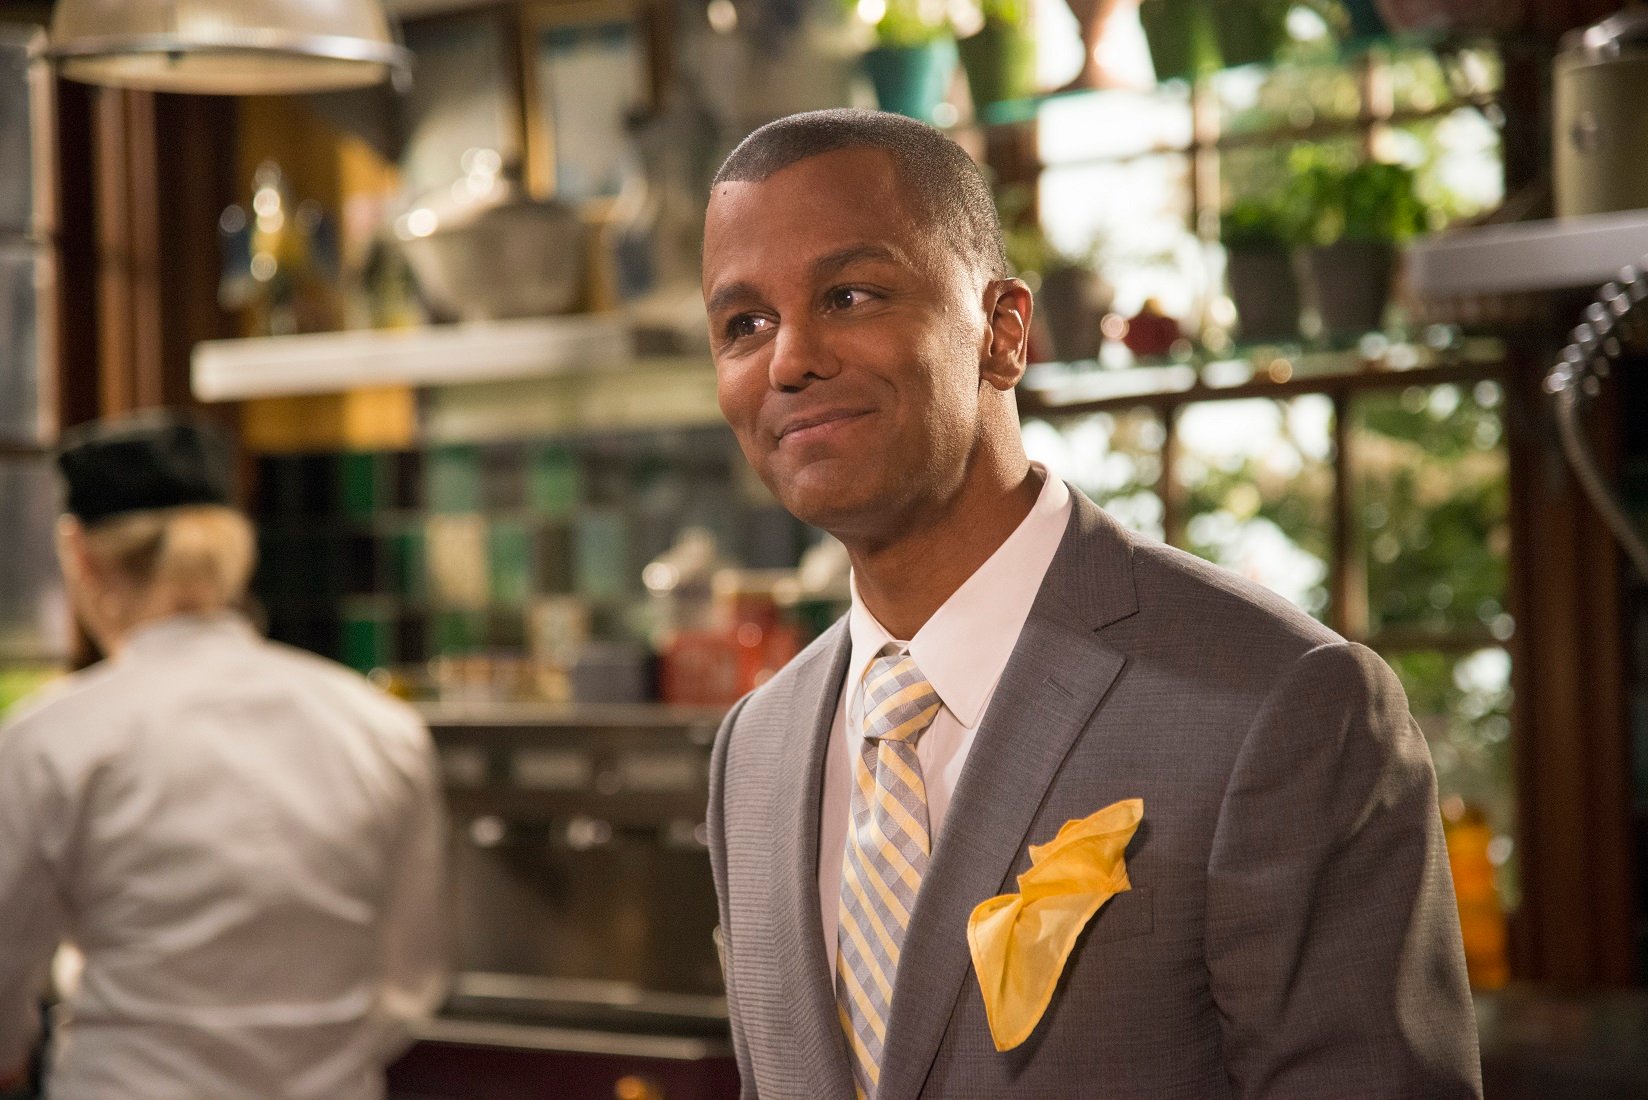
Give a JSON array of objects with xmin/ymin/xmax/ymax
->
[{"xmin": 775, "ymin": 408, "xmax": 872, "ymax": 445}]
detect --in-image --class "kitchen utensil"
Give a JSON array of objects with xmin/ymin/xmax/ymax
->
[
  {"xmin": 1554, "ymin": 7, "xmax": 1648, "ymax": 218},
  {"xmin": 397, "ymin": 176, "xmax": 586, "ymax": 321}
]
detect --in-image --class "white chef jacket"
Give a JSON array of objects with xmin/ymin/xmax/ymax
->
[
  {"xmin": 0, "ymin": 613, "xmax": 448, "ymax": 1100},
  {"xmin": 819, "ymin": 466, "xmax": 1072, "ymax": 970}
]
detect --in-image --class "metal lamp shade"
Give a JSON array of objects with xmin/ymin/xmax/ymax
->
[{"xmin": 46, "ymin": 0, "xmax": 411, "ymax": 94}]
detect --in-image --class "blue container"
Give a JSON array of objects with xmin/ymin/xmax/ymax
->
[{"xmin": 862, "ymin": 40, "xmax": 957, "ymax": 124}]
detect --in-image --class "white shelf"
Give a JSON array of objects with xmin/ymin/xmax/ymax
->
[
  {"xmin": 191, "ymin": 314, "xmax": 633, "ymax": 402},
  {"xmin": 1407, "ymin": 209, "xmax": 1648, "ymax": 298}
]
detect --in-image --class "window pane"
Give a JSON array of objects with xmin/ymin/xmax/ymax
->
[
  {"xmin": 0, "ymin": 29, "xmax": 33, "ymax": 234},
  {"xmin": 1352, "ymin": 381, "xmax": 1509, "ymax": 637},
  {"xmin": 1386, "ymin": 44, "xmax": 1502, "ymax": 115},
  {"xmin": 1376, "ymin": 110, "xmax": 1505, "ymax": 228},
  {"xmin": 0, "ymin": 457, "xmax": 66, "ymax": 662},
  {"xmin": 1385, "ymin": 644, "xmax": 1516, "ymax": 985},
  {"xmin": 1024, "ymin": 410, "xmax": 1165, "ymax": 540},
  {"xmin": 1213, "ymin": 61, "xmax": 1361, "ymax": 141},
  {"xmin": 1220, "ymin": 133, "xmax": 1364, "ymax": 224},
  {"xmin": 1038, "ymin": 156, "xmax": 1200, "ymax": 321},
  {"xmin": 535, "ymin": 22, "xmax": 643, "ymax": 202},
  {"xmin": 1038, "ymin": 87, "xmax": 1193, "ymax": 166},
  {"xmin": 1174, "ymin": 396, "xmax": 1335, "ymax": 619},
  {"xmin": 0, "ymin": 242, "xmax": 42, "ymax": 443},
  {"xmin": 400, "ymin": 18, "xmax": 516, "ymax": 197}
]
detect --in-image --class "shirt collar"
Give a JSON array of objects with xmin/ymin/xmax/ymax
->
[
  {"xmin": 119, "ymin": 612, "xmax": 259, "ymax": 661},
  {"xmin": 847, "ymin": 465, "xmax": 1072, "ymax": 734}
]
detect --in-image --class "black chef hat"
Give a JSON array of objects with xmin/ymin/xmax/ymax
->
[{"xmin": 56, "ymin": 411, "xmax": 235, "ymax": 525}]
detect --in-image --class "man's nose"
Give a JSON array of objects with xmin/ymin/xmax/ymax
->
[{"xmin": 768, "ymin": 317, "xmax": 838, "ymax": 391}]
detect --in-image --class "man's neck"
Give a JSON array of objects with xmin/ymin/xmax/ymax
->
[
  {"xmin": 85, "ymin": 594, "xmax": 199, "ymax": 659},
  {"xmin": 846, "ymin": 465, "xmax": 1043, "ymax": 641}
]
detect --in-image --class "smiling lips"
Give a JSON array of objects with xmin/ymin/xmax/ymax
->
[{"xmin": 775, "ymin": 408, "xmax": 872, "ymax": 445}]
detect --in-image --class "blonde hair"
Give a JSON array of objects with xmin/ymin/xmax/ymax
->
[{"xmin": 82, "ymin": 505, "xmax": 257, "ymax": 614}]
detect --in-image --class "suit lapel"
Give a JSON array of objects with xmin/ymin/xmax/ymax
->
[
  {"xmin": 875, "ymin": 490, "xmax": 1140, "ymax": 1100},
  {"xmin": 768, "ymin": 620, "xmax": 856, "ymax": 1093}
]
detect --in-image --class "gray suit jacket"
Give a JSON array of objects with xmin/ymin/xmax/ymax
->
[{"xmin": 708, "ymin": 488, "xmax": 1482, "ymax": 1099}]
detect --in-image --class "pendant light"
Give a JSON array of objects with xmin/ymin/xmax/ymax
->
[{"xmin": 43, "ymin": 0, "xmax": 412, "ymax": 94}]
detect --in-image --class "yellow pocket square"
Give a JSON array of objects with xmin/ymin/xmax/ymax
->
[{"xmin": 966, "ymin": 797, "xmax": 1143, "ymax": 1052}]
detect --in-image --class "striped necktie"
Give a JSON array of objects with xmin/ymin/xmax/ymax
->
[{"xmin": 835, "ymin": 650, "xmax": 942, "ymax": 1100}]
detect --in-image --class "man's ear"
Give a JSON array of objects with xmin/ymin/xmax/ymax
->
[
  {"xmin": 55, "ymin": 516, "xmax": 93, "ymax": 586},
  {"xmin": 980, "ymin": 279, "xmax": 1033, "ymax": 392}
]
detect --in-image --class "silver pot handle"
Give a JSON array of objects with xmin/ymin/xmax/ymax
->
[{"xmin": 1545, "ymin": 261, "xmax": 1648, "ymax": 579}]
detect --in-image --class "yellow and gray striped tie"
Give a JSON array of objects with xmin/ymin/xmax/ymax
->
[{"xmin": 836, "ymin": 650, "xmax": 942, "ymax": 1100}]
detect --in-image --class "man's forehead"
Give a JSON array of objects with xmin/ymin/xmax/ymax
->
[
  {"xmin": 709, "ymin": 146, "xmax": 905, "ymax": 213},
  {"xmin": 699, "ymin": 145, "xmax": 973, "ymax": 294}
]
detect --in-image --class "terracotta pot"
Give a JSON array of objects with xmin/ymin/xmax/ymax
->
[
  {"xmin": 1374, "ymin": 0, "xmax": 1523, "ymax": 34},
  {"xmin": 1301, "ymin": 239, "xmax": 1395, "ymax": 338},
  {"xmin": 1037, "ymin": 265, "xmax": 1112, "ymax": 362},
  {"xmin": 1060, "ymin": 0, "xmax": 1133, "ymax": 89},
  {"xmin": 1226, "ymin": 247, "xmax": 1300, "ymax": 343},
  {"xmin": 1121, "ymin": 299, "xmax": 1181, "ymax": 358}
]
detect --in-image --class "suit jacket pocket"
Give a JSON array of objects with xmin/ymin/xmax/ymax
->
[{"xmin": 1089, "ymin": 885, "xmax": 1153, "ymax": 944}]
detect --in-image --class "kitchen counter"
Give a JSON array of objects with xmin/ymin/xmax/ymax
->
[
  {"xmin": 389, "ymin": 974, "xmax": 736, "ymax": 1100},
  {"xmin": 1476, "ymin": 986, "xmax": 1648, "ymax": 1100}
]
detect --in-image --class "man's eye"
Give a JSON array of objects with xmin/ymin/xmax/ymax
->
[
  {"xmin": 725, "ymin": 314, "xmax": 769, "ymax": 340},
  {"xmin": 826, "ymin": 287, "xmax": 872, "ymax": 310}
]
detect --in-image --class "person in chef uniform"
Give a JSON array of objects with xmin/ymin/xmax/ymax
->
[{"xmin": 0, "ymin": 410, "xmax": 448, "ymax": 1100}]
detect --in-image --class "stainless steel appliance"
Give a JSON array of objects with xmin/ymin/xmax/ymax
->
[
  {"xmin": 424, "ymin": 702, "xmax": 728, "ymax": 1027},
  {"xmin": 391, "ymin": 703, "xmax": 735, "ymax": 1098},
  {"xmin": 1554, "ymin": 7, "xmax": 1648, "ymax": 218}
]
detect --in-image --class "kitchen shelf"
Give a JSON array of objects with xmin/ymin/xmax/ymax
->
[
  {"xmin": 445, "ymin": 972, "xmax": 728, "ymax": 1031},
  {"xmin": 191, "ymin": 314, "xmax": 632, "ymax": 401},
  {"xmin": 1021, "ymin": 332, "xmax": 1507, "ymax": 413},
  {"xmin": 1407, "ymin": 209, "xmax": 1648, "ymax": 298}
]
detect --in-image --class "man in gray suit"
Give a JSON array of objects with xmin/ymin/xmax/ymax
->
[{"xmin": 701, "ymin": 108, "xmax": 1481, "ymax": 1099}]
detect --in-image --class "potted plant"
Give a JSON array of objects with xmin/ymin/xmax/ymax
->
[
  {"xmin": 1001, "ymin": 190, "xmax": 1112, "ymax": 363},
  {"xmin": 858, "ymin": 0, "xmax": 957, "ymax": 124},
  {"xmin": 1212, "ymin": 0, "xmax": 1292, "ymax": 69},
  {"xmin": 1137, "ymin": 0, "xmax": 1220, "ymax": 83},
  {"xmin": 1221, "ymin": 195, "xmax": 1303, "ymax": 343},
  {"xmin": 957, "ymin": 0, "xmax": 1037, "ymax": 112},
  {"xmin": 1290, "ymin": 148, "xmax": 1428, "ymax": 338},
  {"xmin": 1376, "ymin": 0, "xmax": 1523, "ymax": 35}
]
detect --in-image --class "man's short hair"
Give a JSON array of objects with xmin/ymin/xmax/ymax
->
[{"xmin": 712, "ymin": 108, "xmax": 1007, "ymax": 280}]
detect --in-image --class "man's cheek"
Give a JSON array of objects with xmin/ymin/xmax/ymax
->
[{"xmin": 728, "ymin": 427, "xmax": 769, "ymax": 479}]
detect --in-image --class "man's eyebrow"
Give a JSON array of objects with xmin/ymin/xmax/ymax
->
[
  {"xmin": 811, "ymin": 244, "xmax": 903, "ymax": 281},
  {"xmin": 706, "ymin": 281, "xmax": 762, "ymax": 317}
]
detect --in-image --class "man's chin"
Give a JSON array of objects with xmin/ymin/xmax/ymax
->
[
  {"xmin": 770, "ymin": 479, "xmax": 874, "ymax": 537},
  {"xmin": 775, "ymin": 488, "xmax": 909, "ymax": 547},
  {"xmin": 764, "ymin": 458, "xmax": 912, "ymax": 540}
]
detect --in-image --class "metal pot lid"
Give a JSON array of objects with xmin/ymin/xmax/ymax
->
[
  {"xmin": 1560, "ymin": 7, "xmax": 1648, "ymax": 62},
  {"xmin": 395, "ymin": 180, "xmax": 578, "ymax": 241}
]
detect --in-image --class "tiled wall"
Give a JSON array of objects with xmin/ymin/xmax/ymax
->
[{"xmin": 251, "ymin": 425, "xmax": 812, "ymax": 679}]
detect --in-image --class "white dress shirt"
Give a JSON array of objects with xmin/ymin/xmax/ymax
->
[
  {"xmin": 0, "ymin": 613, "xmax": 448, "ymax": 1100},
  {"xmin": 819, "ymin": 467, "xmax": 1072, "ymax": 970}
]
